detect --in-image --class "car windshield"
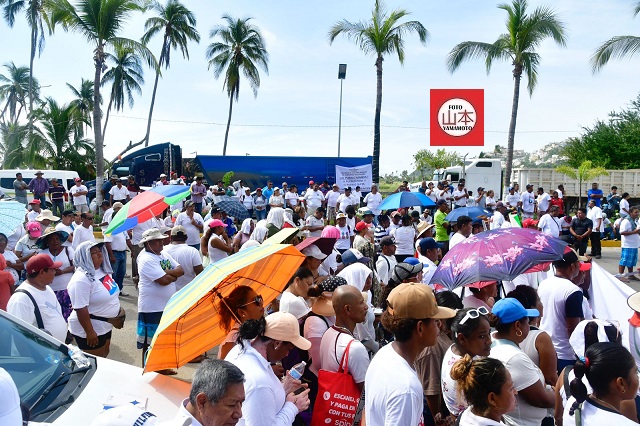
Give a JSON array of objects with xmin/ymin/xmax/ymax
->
[{"xmin": 0, "ymin": 313, "xmax": 74, "ymax": 408}]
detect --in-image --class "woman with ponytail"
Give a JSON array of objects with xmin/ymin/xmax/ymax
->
[
  {"xmin": 450, "ymin": 355, "xmax": 516, "ymax": 425},
  {"xmin": 563, "ymin": 342, "xmax": 639, "ymax": 425},
  {"xmin": 488, "ymin": 298, "xmax": 555, "ymax": 426},
  {"xmin": 225, "ymin": 312, "xmax": 312, "ymax": 425}
]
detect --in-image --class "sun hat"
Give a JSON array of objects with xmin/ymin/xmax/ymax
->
[
  {"xmin": 379, "ymin": 236, "xmax": 396, "ymax": 247},
  {"xmin": 34, "ymin": 171, "xmax": 43, "ymax": 175},
  {"xmin": 492, "ymin": 298, "xmax": 540, "ymax": 324},
  {"xmin": 467, "ymin": 280, "xmax": 498, "ymax": 289},
  {"xmin": 569, "ymin": 319, "xmax": 620, "ymax": 360},
  {"xmin": 416, "ymin": 222, "xmax": 435, "ymax": 237},
  {"xmin": 26, "ymin": 222, "xmax": 42, "ymax": 238},
  {"xmin": 170, "ymin": 225, "xmax": 188, "ymax": 238},
  {"xmin": 301, "ymin": 245, "xmax": 326, "ymax": 260},
  {"xmin": 335, "ymin": 213, "xmax": 347, "ymax": 220},
  {"xmin": 89, "ymin": 403, "xmax": 189, "ymax": 426},
  {"xmin": 36, "ymin": 228, "xmax": 69, "ymax": 249},
  {"xmin": 628, "ymin": 292, "xmax": 640, "ymax": 313},
  {"xmin": 28, "ymin": 199, "xmax": 41, "ymax": 205},
  {"xmin": 359, "ymin": 208, "xmax": 374, "ymax": 216},
  {"xmin": 311, "ymin": 277, "xmax": 350, "ymax": 316},
  {"xmin": 355, "ymin": 221, "xmax": 371, "ymax": 232},
  {"xmin": 208, "ymin": 219, "xmax": 228, "ymax": 228},
  {"xmin": 36, "ymin": 210, "xmax": 60, "ymax": 222},
  {"xmin": 112, "ymin": 202, "xmax": 124, "ymax": 210},
  {"xmin": 264, "ymin": 312, "xmax": 311, "ymax": 350},
  {"xmin": 419, "ymin": 237, "xmax": 444, "ymax": 252},
  {"xmin": 26, "ymin": 254, "xmax": 62, "ymax": 275},
  {"xmin": 386, "ymin": 283, "xmax": 455, "ymax": 319},
  {"xmin": 138, "ymin": 228, "xmax": 168, "ymax": 246},
  {"xmin": 390, "ymin": 261, "xmax": 423, "ymax": 283},
  {"xmin": 341, "ymin": 249, "xmax": 370, "ymax": 266}
]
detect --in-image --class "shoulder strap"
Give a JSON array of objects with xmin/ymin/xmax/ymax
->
[
  {"xmin": 15, "ymin": 289, "xmax": 45, "ymax": 330},
  {"xmin": 562, "ymin": 365, "xmax": 574, "ymax": 399},
  {"xmin": 64, "ymin": 247, "xmax": 72, "ymax": 265},
  {"xmin": 338, "ymin": 339, "xmax": 355, "ymax": 375}
]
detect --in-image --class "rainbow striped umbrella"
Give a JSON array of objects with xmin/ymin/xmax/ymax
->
[{"xmin": 143, "ymin": 244, "xmax": 305, "ymax": 372}]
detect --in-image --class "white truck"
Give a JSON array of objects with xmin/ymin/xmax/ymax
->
[{"xmin": 414, "ymin": 159, "xmax": 504, "ymax": 199}]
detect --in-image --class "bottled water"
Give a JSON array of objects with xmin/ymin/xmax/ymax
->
[{"xmin": 68, "ymin": 345, "xmax": 90, "ymax": 368}]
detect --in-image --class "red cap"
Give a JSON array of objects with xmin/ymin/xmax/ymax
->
[
  {"xmin": 74, "ymin": 177, "xmax": 82, "ymax": 182},
  {"xmin": 355, "ymin": 221, "xmax": 372, "ymax": 232},
  {"xmin": 26, "ymin": 254, "xmax": 62, "ymax": 275},
  {"xmin": 28, "ymin": 199, "xmax": 41, "ymax": 205},
  {"xmin": 208, "ymin": 219, "xmax": 227, "ymax": 228},
  {"xmin": 522, "ymin": 218, "xmax": 539, "ymax": 228},
  {"xmin": 309, "ymin": 180, "xmax": 315, "ymax": 185},
  {"xmin": 579, "ymin": 262, "xmax": 592, "ymax": 271}
]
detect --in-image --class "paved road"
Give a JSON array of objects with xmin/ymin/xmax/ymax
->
[{"xmin": 107, "ymin": 245, "xmax": 639, "ymax": 383}]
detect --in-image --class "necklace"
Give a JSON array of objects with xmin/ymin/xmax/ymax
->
[
  {"xmin": 332, "ymin": 325, "xmax": 355, "ymax": 337},
  {"xmin": 589, "ymin": 395, "xmax": 620, "ymax": 413}
]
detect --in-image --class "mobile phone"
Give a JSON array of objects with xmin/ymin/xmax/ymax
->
[{"xmin": 293, "ymin": 387, "xmax": 306, "ymax": 395}]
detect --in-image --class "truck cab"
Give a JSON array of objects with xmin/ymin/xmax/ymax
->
[{"xmin": 440, "ymin": 159, "xmax": 503, "ymax": 199}]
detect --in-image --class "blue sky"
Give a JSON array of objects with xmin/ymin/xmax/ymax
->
[{"xmin": 1, "ymin": 0, "xmax": 639, "ymax": 174}]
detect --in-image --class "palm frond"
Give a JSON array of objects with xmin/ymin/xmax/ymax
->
[{"xmin": 591, "ymin": 36, "xmax": 640, "ymax": 73}]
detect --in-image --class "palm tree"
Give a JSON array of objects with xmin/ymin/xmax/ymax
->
[
  {"xmin": 140, "ymin": 0, "xmax": 199, "ymax": 147},
  {"xmin": 446, "ymin": 0, "xmax": 566, "ymax": 189},
  {"xmin": 591, "ymin": 3, "xmax": 640, "ymax": 72},
  {"xmin": 66, "ymin": 78, "xmax": 97, "ymax": 133},
  {"xmin": 48, "ymin": 0, "xmax": 156, "ymax": 205},
  {"xmin": 0, "ymin": 0, "xmax": 50, "ymax": 136},
  {"xmin": 0, "ymin": 122, "xmax": 34, "ymax": 168},
  {"xmin": 207, "ymin": 15, "xmax": 269, "ymax": 155},
  {"xmin": 101, "ymin": 46, "xmax": 144, "ymax": 141},
  {"xmin": 329, "ymin": 0, "xmax": 428, "ymax": 184},
  {"xmin": 0, "ymin": 62, "xmax": 36, "ymax": 123},
  {"xmin": 556, "ymin": 161, "xmax": 608, "ymax": 209}
]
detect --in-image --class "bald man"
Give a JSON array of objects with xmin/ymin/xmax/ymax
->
[{"xmin": 318, "ymin": 285, "xmax": 370, "ymax": 391}]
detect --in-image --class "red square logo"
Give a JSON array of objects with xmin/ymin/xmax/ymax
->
[{"xmin": 430, "ymin": 89, "xmax": 484, "ymax": 146}]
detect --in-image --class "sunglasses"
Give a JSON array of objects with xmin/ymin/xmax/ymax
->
[
  {"xmin": 459, "ymin": 306, "xmax": 490, "ymax": 325},
  {"xmin": 236, "ymin": 295, "xmax": 263, "ymax": 309}
]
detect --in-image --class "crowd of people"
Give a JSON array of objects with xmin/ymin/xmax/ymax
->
[{"xmin": 2, "ymin": 170, "xmax": 640, "ymax": 426}]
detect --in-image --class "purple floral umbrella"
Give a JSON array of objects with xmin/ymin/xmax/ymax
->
[{"xmin": 429, "ymin": 228, "xmax": 568, "ymax": 291}]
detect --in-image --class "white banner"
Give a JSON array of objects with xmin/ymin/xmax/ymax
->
[{"xmin": 335, "ymin": 165, "xmax": 373, "ymax": 192}]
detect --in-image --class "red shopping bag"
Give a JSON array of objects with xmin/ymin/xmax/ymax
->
[{"xmin": 311, "ymin": 339, "xmax": 361, "ymax": 426}]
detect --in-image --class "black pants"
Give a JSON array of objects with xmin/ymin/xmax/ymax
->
[
  {"xmin": 574, "ymin": 239, "xmax": 588, "ymax": 256},
  {"xmin": 589, "ymin": 231, "xmax": 601, "ymax": 256}
]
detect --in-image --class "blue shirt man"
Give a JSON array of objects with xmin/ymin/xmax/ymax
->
[
  {"xmin": 587, "ymin": 183, "xmax": 604, "ymax": 207},
  {"xmin": 262, "ymin": 181, "xmax": 274, "ymax": 201}
]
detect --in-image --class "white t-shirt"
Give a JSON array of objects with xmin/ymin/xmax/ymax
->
[
  {"xmin": 462, "ymin": 295, "xmax": 490, "ymax": 310},
  {"xmin": 70, "ymin": 184, "xmax": 88, "ymax": 205},
  {"xmin": 457, "ymin": 408, "xmax": 505, "ymax": 426},
  {"xmin": 453, "ymin": 189, "xmax": 468, "ymax": 207},
  {"xmin": 537, "ymin": 193, "xmax": 551, "ymax": 212},
  {"xmin": 16, "ymin": 235, "xmax": 39, "ymax": 258},
  {"xmin": 41, "ymin": 247, "xmax": 75, "ymax": 292},
  {"xmin": 363, "ymin": 192, "xmax": 383, "ymax": 215},
  {"xmin": 621, "ymin": 198, "xmax": 630, "ymax": 215},
  {"xmin": 304, "ymin": 190, "xmax": 325, "ymax": 212},
  {"xmin": 504, "ymin": 193, "xmax": 520, "ymax": 207},
  {"xmin": 490, "ymin": 339, "xmax": 547, "ymax": 426},
  {"xmin": 162, "ymin": 244, "xmax": 202, "ymax": 291},
  {"xmin": 562, "ymin": 397, "xmax": 637, "ymax": 426},
  {"xmin": 0, "ymin": 367, "xmax": 22, "ymax": 425},
  {"xmin": 391, "ymin": 226, "xmax": 416, "ymax": 255},
  {"xmin": 269, "ymin": 195, "xmax": 284, "ymax": 206},
  {"xmin": 279, "ymin": 291, "xmax": 310, "ymax": 319},
  {"xmin": 305, "ymin": 216, "xmax": 325, "ymax": 238},
  {"xmin": 620, "ymin": 217, "xmax": 640, "ymax": 249},
  {"xmin": 208, "ymin": 234, "xmax": 229, "ymax": 264},
  {"xmin": 27, "ymin": 210, "xmax": 38, "ymax": 222},
  {"xmin": 335, "ymin": 225, "xmax": 353, "ymax": 250},
  {"xmin": 365, "ymin": 343, "xmax": 424, "ymax": 426},
  {"xmin": 284, "ymin": 191, "xmax": 299, "ymax": 207},
  {"xmin": 449, "ymin": 232, "xmax": 467, "ymax": 250},
  {"xmin": 376, "ymin": 254, "xmax": 397, "ymax": 286},
  {"xmin": 319, "ymin": 327, "xmax": 369, "ymax": 384},
  {"xmin": 419, "ymin": 256, "xmax": 438, "ymax": 285},
  {"xmin": 137, "ymin": 250, "xmax": 179, "ymax": 313},
  {"xmin": 7, "ymin": 225, "xmax": 25, "ymax": 252},
  {"xmin": 491, "ymin": 211, "xmax": 505, "ymax": 230},
  {"xmin": 326, "ymin": 190, "xmax": 341, "ymax": 208},
  {"xmin": 557, "ymin": 189, "xmax": 563, "ymax": 199},
  {"xmin": 587, "ymin": 207, "xmax": 604, "ymax": 232},
  {"xmin": 240, "ymin": 194, "xmax": 255, "ymax": 210},
  {"xmin": 2, "ymin": 250, "xmax": 20, "ymax": 284},
  {"xmin": 175, "ymin": 212, "xmax": 205, "ymax": 246},
  {"xmin": 131, "ymin": 218, "xmax": 161, "ymax": 245},
  {"xmin": 337, "ymin": 194, "xmax": 357, "ymax": 213},
  {"xmin": 520, "ymin": 191, "xmax": 536, "ymax": 213},
  {"xmin": 56, "ymin": 223, "xmax": 74, "ymax": 247},
  {"xmin": 441, "ymin": 345, "xmax": 467, "ymax": 415},
  {"xmin": 67, "ymin": 271, "xmax": 120, "ymax": 337},
  {"xmin": 108, "ymin": 185, "xmax": 129, "ymax": 201},
  {"xmin": 537, "ymin": 214, "xmax": 561, "ymax": 237},
  {"xmin": 103, "ymin": 228, "xmax": 129, "ymax": 251},
  {"xmin": 72, "ymin": 226, "xmax": 95, "ymax": 250},
  {"xmin": 7, "ymin": 282, "xmax": 68, "ymax": 342}
]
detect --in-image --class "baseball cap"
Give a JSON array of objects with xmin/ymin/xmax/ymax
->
[
  {"xmin": 26, "ymin": 254, "xmax": 62, "ymax": 275},
  {"xmin": 492, "ymin": 298, "xmax": 540, "ymax": 324},
  {"xmin": 390, "ymin": 211, "xmax": 401, "ymax": 218},
  {"xmin": 355, "ymin": 221, "xmax": 371, "ymax": 232},
  {"xmin": 341, "ymin": 249, "xmax": 370, "ymax": 266},
  {"xmin": 332, "ymin": 183, "xmax": 339, "ymax": 188},
  {"xmin": 74, "ymin": 177, "xmax": 82, "ymax": 182},
  {"xmin": 477, "ymin": 187, "xmax": 484, "ymax": 191},
  {"xmin": 110, "ymin": 175, "xmax": 118, "ymax": 180},
  {"xmin": 496, "ymin": 201, "xmax": 505, "ymax": 208},
  {"xmin": 170, "ymin": 225, "xmax": 188, "ymax": 237},
  {"xmin": 360, "ymin": 209, "xmax": 374, "ymax": 216},
  {"xmin": 264, "ymin": 312, "xmax": 311, "ymax": 350},
  {"xmin": 159, "ymin": 173, "xmax": 167, "ymax": 178},
  {"xmin": 26, "ymin": 222, "xmax": 42, "ymax": 237},
  {"xmin": 553, "ymin": 247, "xmax": 586, "ymax": 269},
  {"xmin": 436, "ymin": 199, "xmax": 447, "ymax": 206},
  {"xmin": 101, "ymin": 200, "xmax": 111, "ymax": 206},
  {"xmin": 579, "ymin": 261, "xmax": 592, "ymax": 271},
  {"xmin": 335, "ymin": 213, "xmax": 347, "ymax": 220},
  {"xmin": 301, "ymin": 245, "xmax": 326, "ymax": 260},
  {"xmin": 344, "ymin": 186, "xmax": 352, "ymax": 191},
  {"xmin": 309, "ymin": 180, "xmax": 315, "ymax": 185},
  {"xmin": 196, "ymin": 175, "xmax": 203, "ymax": 180},
  {"xmin": 390, "ymin": 262, "xmax": 423, "ymax": 283},
  {"xmin": 386, "ymin": 283, "xmax": 455, "ymax": 319},
  {"xmin": 522, "ymin": 218, "xmax": 539, "ymax": 228},
  {"xmin": 379, "ymin": 236, "xmax": 396, "ymax": 247},
  {"xmin": 29, "ymin": 199, "xmax": 41, "ymax": 205},
  {"xmin": 419, "ymin": 237, "xmax": 444, "ymax": 251},
  {"xmin": 209, "ymin": 219, "xmax": 227, "ymax": 228}
]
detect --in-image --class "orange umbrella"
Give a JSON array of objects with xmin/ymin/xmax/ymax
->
[{"xmin": 143, "ymin": 244, "xmax": 305, "ymax": 373}]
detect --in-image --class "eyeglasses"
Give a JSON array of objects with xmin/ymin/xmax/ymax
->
[
  {"xmin": 459, "ymin": 306, "xmax": 490, "ymax": 325},
  {"xmin": 236, "ymin": 295, "xmax": 263, "ymax": 309}
]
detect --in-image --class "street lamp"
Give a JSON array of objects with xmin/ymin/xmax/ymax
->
[{"xmin": 337, "ymin": 64, "xmax": 347, "ymax": 157}]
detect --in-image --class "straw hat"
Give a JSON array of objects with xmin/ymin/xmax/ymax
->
[
  {"xmin": 311, "ymin": 293, "xmax": 335, "ymax": 317},
  {"xmin": 138, "ymin": 228, "xmax": 168, "ymax": 246},
  {"xmin": 416, "ymin": 221, "xmax": 435, "ymax": 237},
  {"xmin": 628, "ymin": 291, "xmax": 640, "ymax": 313},
  {"xmin": 36, "ymin": 209, "xmax": 60, "ymax": 222},
  {"xmin": 36, "ymin": 228, "xmax": 69, "ymax": 249}
]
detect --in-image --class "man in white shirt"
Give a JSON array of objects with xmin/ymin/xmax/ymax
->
[
  {"xmin": 72, "ymin": 212, "xmax": 96, "ymax": 250},
  {"xmin": 490, "ymin": 202, "xmax": 507, "ymax": 230},
  {"xmin": 325, "ymin": 184, "xmax": 341, "ymax": 223},
  {"xmin": 303, "ymin": 182, "xmax": 325, "ymax": 218},
  {"xmin": 284, "ymin": 185, "xmax": 300, "ymax": 209},
  {"xmin": 108, "ymin": 178, "xmax": 130, "ymax": 204},
  {"xmin": 557, "ymin": 184, "xmax": 564, "ymax": 199},
  {"xmin": 619, "ymin": 206, "xmax": 640, "ymax": 275},
  {"xmin": 417, "ymin": 237, "xmax": 443, "ymax": 286},
  {"xmin": 504, "ymin": 187, "xmax": 520, "ymax": 210},
  {"xmin": 336, "ymin": 187, "xmax": 358, "ymax": 214},
  {"xmin": 70, "ymin": 178, "xmax": 89, "ymax": 213},
  {"xmin": 7, "ymin": 254, "xmax": 67, "ymax": 342},
  {"xmin": 376, "ymin": 236, "xmax": 397, "ymax": 286},
  {"xmin": 175, "ymin": 359, "xmax": 245, "ymax": 426},
  {"xmin": 536, "ymin": 187, "xmax": 551, "ymax": 215},
  {"xmin": 587, "ymin": 199, "xmax": 604, "ymax": 259},
  {"xmin": 304, "ymin": 207, "xmax": 325, "ymax": 237},
  {"xmin": 449, "ymin": 215, "xmax": 472, "ymax": 249},
  {"xmin": 103, "ymin": 202, "xmax": 133, "ymax": 295},
  {"xmin": 520, "ymin": 184, "xmax": 536, "ymax": 218},
  {"xmin": 452, "ymin": 183, "xmax": 468, "ymax": 209},
  {"xmin": 365, "ymin": 283, "xmax": 455, "ymax": 425},
  {"xmin": 538, "ymin": 205, "xmax": 562, "ymax": 237},
  {"xmin": 163, "ymin": 226, "xmax": 203, "ymax": 291},
  {"xmin": 363, "ymin": 184, "xmax": 383, "ymax": 216},
  {"xmin": 319, "ymin": 285, "xmax": 370, "ymax": 392}
]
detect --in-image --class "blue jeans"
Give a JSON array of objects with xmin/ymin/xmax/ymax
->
[
  {"xmin": 35, "ymin": 194, "xmax": 47, "ymax": 206},
  {"xmin": 51, "ymin": 200, "xmax": 64, "ymax": 218},
  {"xmin": 113, "ymin": 251, "xmax": 127, "ymax": 291},
  {"xmin": 255, "ymin": 209, "xmax": 267, "ymax": 221},
  {"xmin": 195, "ymin": 202, "xmax": 203, "ymax": 215}
]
